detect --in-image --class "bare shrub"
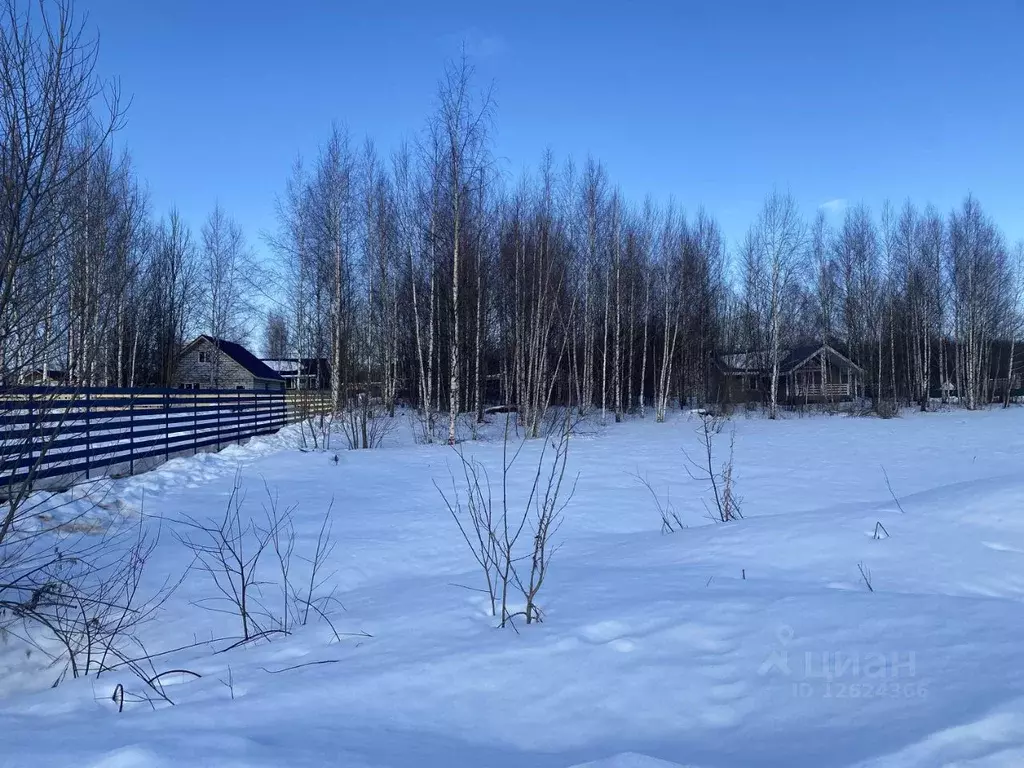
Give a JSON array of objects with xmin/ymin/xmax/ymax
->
[
  {"xmin": 857, "ymin": 561, "xmax": 874, "ymax": 592},
  {"xmin": 176, "ymin": 473, "xmax": 269, "ymax": 641},
  {"xmin": 684, "ymin": 413, "xmax": 743, "ymax": 523},
  {"xmin": 874, "ymin": 399, "xmax": 900, "ymax": 419},
  {"xmin": 265, "ymin": 484, "xmax": 339, "ymax": 636},
  {"xmin": 851, "ymin": 399, "xmax": 877, "ymax": 418},
  {"xmin": 176, "ymin": 472, "xmax": 341, "ymax": 642},
  {"xmin": 517, "ymin": 414, "xmax": 575, "ymax": 625},
  {"xmin": 408, "ymin": 409, "xmax": 439, "ymax": 445},
  {"xmin": 437, "ymin": 455, "xmax": 499, "ymax": 616},
  {"xmin": 458, "ymin": 412, "xmax": 482, "ymax": 442},
  {"xmin": 1, "ymin": 502, "xmax": 177, "ymax": 689},
  {"xmin": 633, "ymin": 473, "xmax": 685, "ymax": 533},
  {"xmin": 298, "ymin": 396, "xmax": 396, "ymax": 452},
  {"xmin": 437, "ymin": 411, "xmax": 577, "ymax": 628},
  {"xmin": 881, "ymin": 465, "xmax": 906, "ymax": 514},
  {"xmin": 339, "ymin": 394, "xmax": 396, "ymax": 450},
  {"xmin": 299, "ymin": 412, "xmax": 334, "ymax": 452},
  {"xmin": 413, "ymin": 409, "xmax": 483, "ymax": 446}
]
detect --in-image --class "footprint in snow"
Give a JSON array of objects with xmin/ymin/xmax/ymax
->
[
  {"xmin": 579, "ymin": 620, "xmax": 632, "ymax": 644},
  {"xmin": 982, "ymin": 541, "xmax": 1024, "ymax": 553}
]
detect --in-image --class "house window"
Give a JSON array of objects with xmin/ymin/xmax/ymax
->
[
  {"xmin": 236, "ymin": 385, "xmax": 245, "ymax": 390},
  {"xmin": 748, "ymin": 375, "xmax": 759, "ymax": 391},
  {"xmin": 198, "ymin": 350, "xmax": 209, "ymax": 363}
]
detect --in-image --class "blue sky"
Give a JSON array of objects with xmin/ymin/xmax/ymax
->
[{"xmin": 86, "ymin": 0, "xmax": 1024, "ymax": 255}]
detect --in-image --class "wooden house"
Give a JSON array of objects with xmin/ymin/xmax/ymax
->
[
  {"xmin": 261, "ymin": 358, "xmax": 331, "ymax": 390},
  {"xmin": 175, "ymin": 336, "xmax": 285, "ymax": 391},
  {"xmin": 713, "ymin": 342, "xmax": 865, "ymax": 405}
]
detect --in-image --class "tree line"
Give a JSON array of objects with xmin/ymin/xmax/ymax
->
[
  {"xmin": 267, "ymin": 59, "xmax": 1023, "ymax": 437},
  {"xmin": 2, "ymin": 1, "xmax": 1021, "ymax": 437},
  {"xmin": 0, "ymin": 1, "xmax": 256, "ymax": 389}
]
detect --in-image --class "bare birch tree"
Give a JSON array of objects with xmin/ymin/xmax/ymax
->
[
  {"xmin": 429, "ymin": 56, "xmax": 492, "ymax": 444},
  {"xmin": 743, "ymin": 191, "xmax": 805, "ymax": 418}
]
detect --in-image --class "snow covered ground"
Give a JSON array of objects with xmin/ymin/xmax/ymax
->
[{"xmin": 3, "ymin": 407, "xmax": 1024, "ymax": 767}]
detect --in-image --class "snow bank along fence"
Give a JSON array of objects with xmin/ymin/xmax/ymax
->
[{"xmin": 0, "ymin": 386, "xmax": 288, "ymax": 493}]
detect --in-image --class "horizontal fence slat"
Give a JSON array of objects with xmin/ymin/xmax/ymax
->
[
  {"xmin": 0, "ymin": 394, "xmax": 281, "ymax": 411},
  {"xmin": 0, "ymin": 400, "xmax": 285, "ymax": 427},
  {"xmin": 0, "ymin": 385, "xmax": 286, "ymax": 397}
]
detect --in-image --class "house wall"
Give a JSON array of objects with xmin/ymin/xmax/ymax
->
[
  {"xmin": 710, "ymin": 369, "xmax": 764, "ymax": 405},
  {"xmin": 785, "ymin": 359, "xmax": 859, "ymax": 402},
  {"xmin": 990, "ymin": 374, "xmax": 1024, "ymax": 401},
  {"xmin": 174, "ymin": 340, "xmax": 255, "ymax": 389}
]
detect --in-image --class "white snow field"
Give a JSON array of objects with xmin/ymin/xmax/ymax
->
[{"xmin": 4, "ymin": 407, "xmax": 1024, "ymax": 768}]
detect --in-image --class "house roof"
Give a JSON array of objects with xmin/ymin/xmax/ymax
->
[
  {"xmin": 262, "ymin": 358, "xmax": 330, "ymax": 377},
  {"xmin": 786, "ymin": 344, "xmax": 865, "ymax": 375},
  {"xmin": 718, "ymin": 343, "xmax": 865, "ymax": 375},
  {"xmin": 262, "ymin": 358, "xmax": 301, "ymax": 374},
  {"xmin": 719, "ymin": 351, "xmax": 764, "ymax": 372},
  {"xmin": 185, "ymin": 336, "xmax": 285, "ymax": 381}
]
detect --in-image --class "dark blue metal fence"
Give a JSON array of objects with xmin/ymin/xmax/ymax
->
[{"xmin": 0, "ymin": 386, "xmax": 287, "ymax": 491}]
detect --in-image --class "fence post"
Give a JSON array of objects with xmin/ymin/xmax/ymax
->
[
  {"xmin": 26, "ymin": 389, "xmax": 35, "ymax": 477},
  {"xmin": 84, "ymin": 389, "xmax": 91, "ymax": 481},
  {"xmin": 129, "ymin": 393, "xmax": 135, "ymax": 476},
  {"xmin": 237, "ymin": 388, "xmax": 242, "ymax": 445},
  {"xmin": 164, "ymin": 390, "xmax": 170, "ymax": 463},
  {"xmin": 216, "ymin": 389, "xmax": 221, "ymax": 452},
  {"xmin": 193, "ymin": 388, "xmax": 198, "ymax": 456}
]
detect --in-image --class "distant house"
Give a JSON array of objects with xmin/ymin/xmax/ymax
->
[
  {"xmin": 927, "ymin": 340, "xmax": 1024, "ymax": 403},
  {"xmin": 986, "ymin": 340, "xmax": 1024, "ymax": 402},
  {"xmin": 25, "ymin": 368, "xmax": 70, "ymax": 386},
  {"xmin": 175, "ymin": 336, "xmax": 285, "ymax": 391},
  {"xmin": 261, "ymin": 358, "xmax": 331, "ymax": 390},
  {"xmin": 0, "ymin": 368, "xmax": 70, "ymax": 387},
  {"xmin": 713, "ymin": 342, "xmax": 865, "ymax": 404}
]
